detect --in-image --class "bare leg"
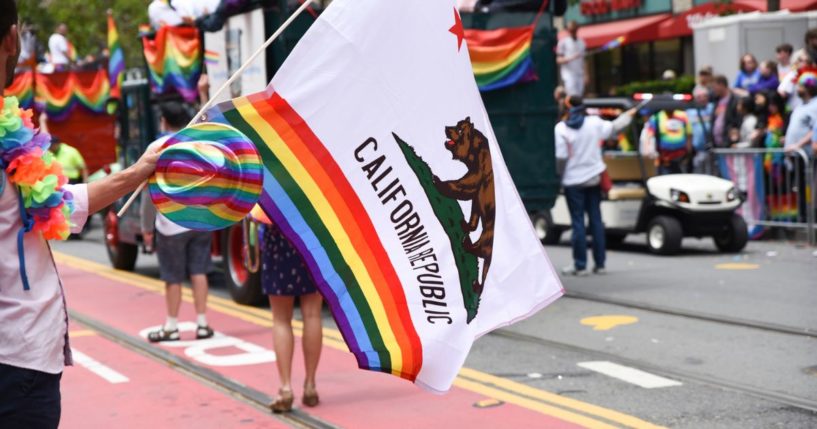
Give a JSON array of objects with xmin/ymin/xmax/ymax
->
[
  {"xmin": 269, "ymin": 296, "xmax": 295, "ymax": 391},
  {"xmin": 190, "ymin": 274, "xmax": 209, "ymax": 316},
  {"xmin": 299, "ymin": 293, "xmax": 323, "ymax": 389},
  {"xmin": 166, "ymin": 283, "xmax": 182, "ymax": 318}
]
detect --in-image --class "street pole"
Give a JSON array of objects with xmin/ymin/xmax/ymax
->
[{"xmin": 768, "ymin": 0, "xmax": 780, "ymax": 11}]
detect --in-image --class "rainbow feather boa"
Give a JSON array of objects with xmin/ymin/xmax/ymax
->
[{"xmin": 1, "ymin": 95, "xmax": 75, "ymax": 241}]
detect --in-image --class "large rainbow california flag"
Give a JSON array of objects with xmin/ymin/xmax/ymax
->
[
  {"xmin": 108, "ymin": 13, "xmax": 125, "ymax": 100},
  {"xmin": 206, "ymin": 0, "xmax": 563, "ymax": 392}
]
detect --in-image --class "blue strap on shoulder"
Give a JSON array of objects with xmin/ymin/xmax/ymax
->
[{"xmin": 16, "ymin": 186, "xmax": 33, "ymax": 291}]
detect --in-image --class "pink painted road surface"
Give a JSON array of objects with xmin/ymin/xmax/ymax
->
[
  {"xmin": 56, "ymin": 256, "xmax": 595, "ymax": 429},
  {"xmin": 63, "ymin": 324, "xmax": 284, "ymax": 429}
]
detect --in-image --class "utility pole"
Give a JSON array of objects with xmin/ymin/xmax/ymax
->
[{"xmin": 768, "ymin": 0, "xmax": 780, "ymax": 11}]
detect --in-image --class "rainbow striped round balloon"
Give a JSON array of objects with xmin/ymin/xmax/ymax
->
[{"xmin": 149, "ymin": 122, "xmax": 263, "ymax": 231}]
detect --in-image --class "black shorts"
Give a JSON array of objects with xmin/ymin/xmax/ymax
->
[{"xmin": 156, "ymin": 231, "xmax": 212, "ymax": 284}]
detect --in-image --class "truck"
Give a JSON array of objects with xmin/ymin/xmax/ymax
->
[{"xmin": 105, "ymin": 0, "xmax": 563, "ymax": 305}]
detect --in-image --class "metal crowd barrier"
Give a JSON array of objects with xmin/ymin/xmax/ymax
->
[{"xmin": 712, "ymin": 148, "xmax": 815, "ymax": 245}]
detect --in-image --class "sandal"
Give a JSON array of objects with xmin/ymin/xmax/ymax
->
[
  {"xmin": 147, "ymin": 328, "xmax": 180, "ymax": 343},
  {"xmin": 196, "ymin": 325, "xmax": 215, "ymax": 340},
  {"xmin": 302, "ymin": 384, "xmax": 319, "ymax": 407},
  {"xmin": 269, "ymin": 388, "xmax": 294, "ymax": 413}
]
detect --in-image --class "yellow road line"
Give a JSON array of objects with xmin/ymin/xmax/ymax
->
[
  {"xmin": 458, "ymin": 368, "xmax": 665, "ymax": 429},
  {"xmin": 55, "ymin": 252, "xmax": 663, "ymax": 429},
  {"xmin": 453, "ymin": 378, "xmax": 619, "ymax": 429},
  {"xmin": 68, "ymin": 329, "xmax": 97, "ymax": 338}
]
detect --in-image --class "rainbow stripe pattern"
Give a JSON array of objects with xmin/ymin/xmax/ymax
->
[
  {"xmin": 108, "ymin": 14, "xmax": 125, "ymax": 100},
  {"xmin": 149, "ymin": 123, "xmax": 263, "ymax": 231},
  {"xmin": 142, "ymin": 26, "xmax": 202, "ymax": 103},
  {"xmin": 66, "ymin": 41, "xmax": 78, "ymax": 62},
  {"xmin": 599, "ymin": 36, "xmax": 626, "ymax": 52},
  {"xmin": 466, "ymin": 26, "xmax": 537, "ymax": 92},
  {"xmin": 208, "ymin": 90, "xmax": 424, "ymax": 379},
  {"xmin": 36, "ymin": 69, "xmax": 110, "ymax": 122},
  {"xmin": 4, "ymin": 72, "xmax": 34, "ymax": 109},
  {"xmin": 204, "ymin": 50, "xmax": 220, "ymax": 66}
]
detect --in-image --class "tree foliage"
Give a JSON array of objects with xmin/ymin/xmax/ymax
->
[{"xmin": 17, "ymin": 0, "xmax": 149, "ymax": 68}]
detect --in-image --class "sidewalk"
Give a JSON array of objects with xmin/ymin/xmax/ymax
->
[{"xmin": 56, "ymin": 252, "xmax": 663, "ymax": 429}]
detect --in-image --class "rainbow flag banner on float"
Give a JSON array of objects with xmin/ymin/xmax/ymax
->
[
  {"xmin": 204, "ymin": 0, "xmax": 563, "ymax": 392},
  {"xmin": 466, "ymin": 26, "xmax": 538, "ymax": 92},
  {"xmin": 108, "ymin": 13, "xmax": 125, "ymax": 100},
  {"xmin": 142, "ymin": 26, "xmax": 202, "ymax": 103}
]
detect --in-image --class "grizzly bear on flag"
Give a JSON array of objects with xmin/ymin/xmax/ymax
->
[{"xmin": 433, "ymin": 117, "xmax": 495, "ymax": 295}]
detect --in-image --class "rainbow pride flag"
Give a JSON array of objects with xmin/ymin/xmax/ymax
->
[
  {"xmin": 142, "ymin": 26, "xmax": 202, "ymax": 103},
  {"xmin": 4, "ymin": 71, "xmax": 34, "ymax": 109},
  {"xmin": 204, "ymin": 49, "xmax": 219, "ymax": 66},
  {"xmin": 204, "ymin": 0, "xmax": 563, "ymax": 392},
  {"xmin": 67, "ymin": 41, "xmax": 78, "ymax": 62},
  {"xmin": 465, "ymin": 26, "xmax": 537, "ymax": 92},
  {"xmin": 36, "ymin": 69, "xmax": 111, "ymax": 121},
  {"xmin": 108, "ymin": 13, "xmax": 125, "ymax": 100}
]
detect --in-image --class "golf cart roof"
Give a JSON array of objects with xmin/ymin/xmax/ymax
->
[{"xmin": 583, "ymin": 94, "xmax": 694, "ymax": 113}]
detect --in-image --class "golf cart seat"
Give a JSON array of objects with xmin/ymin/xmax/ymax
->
[
  {"xmin": 608, "ymin": 186, "xmax": 646, "ymax": 200},
  {"xmin": 604, "ymin": 152, "xmax": 654, "ymax": 201}
]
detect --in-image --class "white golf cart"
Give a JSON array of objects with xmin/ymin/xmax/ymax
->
[{"xmin": 537, "ymin": 96, "xmax": 748, "ymax": 255}]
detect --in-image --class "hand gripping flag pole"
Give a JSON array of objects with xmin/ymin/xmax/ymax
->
[{"xmin": 117, "ymin": 0, "xmax": 317, "ymax": 218}]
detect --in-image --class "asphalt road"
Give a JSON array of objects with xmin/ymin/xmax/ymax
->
[{"xmin": 54, "ymin": 218, "xmax": 817, "ymax": 428}]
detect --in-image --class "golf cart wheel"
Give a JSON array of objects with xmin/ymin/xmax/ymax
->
[
  {"xmin": 104, "ymin": 208, "xmax": 138, "ymax": 271},
  {"xmin": 531, "ymin": 211, "xmax": 562, "ymax": 245},
  {"xmin": 646, "ymin": 216, "xmax": 683, "ymax": 255},
  {"xmin": 221, "ymin": 224, "xmax": 264, "ymax": 305},
  {"xmin": 713, "ymin": 214, "xmax": 748, "ymax": 253}
]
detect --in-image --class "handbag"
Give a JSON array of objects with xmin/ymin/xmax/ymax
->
[{"xmin": 600, "ymin": 169, "xmax": 612, "ymax": 193}]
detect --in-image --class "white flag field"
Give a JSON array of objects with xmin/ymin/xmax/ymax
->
[{"xmin": 206, "ymin": 0, "xmax": 564, "ymax": 392}]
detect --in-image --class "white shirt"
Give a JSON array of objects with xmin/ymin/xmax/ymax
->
[
  {"xmin": 175, "ymin": 0, "xmax": 221, "ymax": 17},
  {"xmin": 47, "ymin": 33, "xmax": 69, "ymax": 65},
  {"xmin": 0, "ymin": 179, "xmax": 89, "ymax": 374},
  {"xmin": 555, "ymin": 116, "xmax": 612, "ymax": 187},
  {"xmin": 556, "ymin": 37, "xmax": 586, "ymax": 80},
  {"xmin": 140, "ymin": 135, "xmax": 190, "ymax": 236},
  {"xmin": 779, "ymin": 70, "xmax": 803, "ymax": 112},
  {"xmin": 149, "ymin": 0, "xmax": 184, "ymax": 29}
]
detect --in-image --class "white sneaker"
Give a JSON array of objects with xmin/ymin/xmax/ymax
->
[
  {"xmin": 593, "ymin": 267, "xmax": 606, "ymax": 275},
  {"xmin": 561, "ymin": 266, "xmax": 589, "ymax": 277}
]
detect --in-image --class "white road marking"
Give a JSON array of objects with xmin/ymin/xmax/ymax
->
[
  {"xmin": 577, "ymin": 361, "xmax": 682, "ymax": 389},
  {"xmin": 72, "ymin": 349, "xmax": 130, "ymax": 384}
]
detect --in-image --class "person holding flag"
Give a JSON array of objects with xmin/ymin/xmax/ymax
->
[{"xmin": 47, "ymin": 23, "xmax": 75, "ymax": 71}]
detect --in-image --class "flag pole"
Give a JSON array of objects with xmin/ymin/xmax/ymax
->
[{"xmin": 117, "ymin": 0, "xmax": 317, "ymax": 218}]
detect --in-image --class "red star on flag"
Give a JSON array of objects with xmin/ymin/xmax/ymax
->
[{"xmin": 449, "ymin": 8, "xmax": 465, "ymax": 52}]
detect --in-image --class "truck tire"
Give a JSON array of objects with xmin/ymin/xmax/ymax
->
[
  {"xmin": 713, "ymin": 214, "xmax": 748, "ymax": 253},
  {"xmin": 530, "ymin": 211, "xmax": 562, "ymax": 245},
  {"xmin": 222, "ymin": 224, "xmax": 264, "ymax": 306},
  {"xmin": 646, "ymin": 215, "xmax": 682, "ymax": 255},
  {"xmin": 104, "ymin": 209, "xmax": 138, "ymax": 271}
]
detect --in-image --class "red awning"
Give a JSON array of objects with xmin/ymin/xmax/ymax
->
[
  {"xmin": 559, "ymin": 14, "xmax": 671, "ymax": 50},
  {"xmin": 731, "ymin": 0, "xmax": 817, "ymax": 11},
  {"xmin": 657, "ymin": 2, "xmax": 761, "ymax": 39}
]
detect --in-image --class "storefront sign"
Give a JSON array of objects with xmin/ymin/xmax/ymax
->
[{"xmin": 581, "ymin": 0, "xmax": 642, "ymax": 16}]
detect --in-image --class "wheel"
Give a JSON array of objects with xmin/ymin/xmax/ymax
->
[
  {"xmin": 530, "ymin": 211, "xmax": 562, "ymax": 245},
  {"xmin": 606, "ymin": 232, "xmax": 627, "ymax": 248},
  {"xmin": 222, "ymin": 223, "xmax": 263, "ymax": 305},
  {"xmin": 646, "ymin": 215, "xmax": 683, "ymax": 255},
  {"xmin": 713, "ymin": 214, "xmax": 748, "ymax": 253},
  {"xmin": 104, "ymin": 209, "xmax": 138, "ymax": 270}
]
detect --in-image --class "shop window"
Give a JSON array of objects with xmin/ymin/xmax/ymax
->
[{"xmin": 653, "ymin": 38, "xmax": 682, "ymax": 79}]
